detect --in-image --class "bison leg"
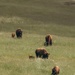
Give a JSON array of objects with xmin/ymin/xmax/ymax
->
[
  {"xmin": 50, "ymin": 40, "xmax": 52, "ymax": 45},
  {"xmin": 46, "ymin": 42, "xmax": 49, "ymax": 46},
  {"xmin": 36, "ymin": 53, "xmax": 39, "ymax": 58},
  {"xmin": 52, "ymin": 69, "xmax": 57, "ymax": 75},
  {"xmin": 42, "ymin": 54, "xmax": 48, "ymax": 59}
]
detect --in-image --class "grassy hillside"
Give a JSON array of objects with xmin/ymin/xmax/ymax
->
[
  {"xmin": 0, "ymin": 0, "xmax": 75, "ymax": 37},
  {"xmin": 0, "ymin": 32, "xmax": 75, "ymax": 75},
  {"xmin": 0, "ymin": 0, "xmax": 75, "ymax": 75}
]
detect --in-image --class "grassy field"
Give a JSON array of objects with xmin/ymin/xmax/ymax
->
[
  {"xmin": 0, "ymin": 33, "xmax": 75, "ymax": 75},
  {"xmin": 0, "ymin": 0, "xmax": 75, "ymax": 37},
  {"xmin": 0, "ymin": 0, "xmax": 75, "ymax": 75}
]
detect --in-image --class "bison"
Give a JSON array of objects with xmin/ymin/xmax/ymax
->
[
  {"xmin": 51, "ymin": 66, "xmax": 60, "ymax": 75},
  {"xmin": 35, "ymin": 48, "xmax": 49, "ymax": 59},
  {"xmin": 16, "ymin": 28, "xmax": 22, "ymax": 38},
  {"xmin": 11, "ymin": 33, "xmax": 15, "ymax": 38},
  {"xmin": 45, "ymin": 34, "xmax": 52, "ymax": 46},
  {"xmin": 29, "ymin": 55, "xmax": 35, "ymax": 59}
]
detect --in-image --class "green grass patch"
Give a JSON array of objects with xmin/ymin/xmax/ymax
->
[
  {"xmin": 0, "ymin": 0, "xmax": 75, "ymax": 75},
  {"xmin": 0, "ymin": 32, "xmax": 75, "ymax": 75}
]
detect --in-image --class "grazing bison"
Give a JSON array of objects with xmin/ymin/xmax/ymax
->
[
  {"xmin": 16, "ymin": 28, "xmax": 22, "ymax": 38},
  {"xmin": 11, "ymin": 33, "xmax": 15, "ymax": 38},
  {"xmin": 51, "ymin": 66, "xmax": 60, "ymax": 75},
  {"xmin": 45, "ymin": 34, "xmax": 52, "ymax": 46},
  {"xmin": 35, "ymin": 48, "xmax": 49, "ymax": 59}
]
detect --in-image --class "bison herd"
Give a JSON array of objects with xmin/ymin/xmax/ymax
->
[
  {"xmin": 11, "ymin": 28, "xmax": 22, "ymax": 38},
  {"xmin": 12, "ymin": 30, "xmax": 52, "ymax": 46},
  {"xmin": 11, "ymin": 29, "xmax": 60, "ymax": 75}
]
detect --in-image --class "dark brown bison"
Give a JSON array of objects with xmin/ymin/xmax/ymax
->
[
  {"xmin": 45, "ymin": 34, "xmax": 52, "ymax": 46},
  {"xmin": 16, "ymin": 28, "xmax": 22, "ymax": 38},
  {"xmin": 11, "ymin": 33, "xmax": 15, "ymax": 38},
  {"xmin": 51, "ymin": 66, "xmax": 60, "ymax": 75},
  {"xmin": 35, "ymin": 48, "xmax": 49, "ymax": 59}
]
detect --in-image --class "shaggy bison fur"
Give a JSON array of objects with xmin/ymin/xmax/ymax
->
[
  {"xmin": 51, "ymin": 66, "xmax": 60, "ymax": 75},
  {"xmin": 16, "ymin": 28, "xmax": 22, "ymax": 38},
  {"xmin": 45, "ymin": 34, "xmax": 52, "ymax": 46},
  {"xmin": 35, "ymin": 48, "xmax": 49, "ymax": 59}
]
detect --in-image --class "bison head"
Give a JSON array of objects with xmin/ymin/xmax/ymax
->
[
  {"xmin": 42, "ymin": 52, "xmax": 50, "ymax": 59},
  {"xmin": 52, "ymin": 66, "xmax": 60, "ymax": 75}
]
